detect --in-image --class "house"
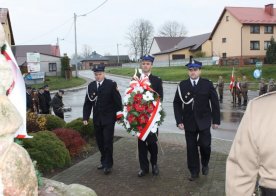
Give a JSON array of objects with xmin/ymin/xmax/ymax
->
[
  {"xmin": 210, "ymin": 4, "xmax": 276, "ymax": 65},
  {"xmin": 12, "ymin": 44, "xmax": 62, "ymax": 76},
  {"xmin": 149, "ymin": 37, "xmax": 185, "ymax": 55},
  {"xmin": 81, "ymin": 51, "xmax": 109, "ymax": 70},
  {"xmin": 153, "ymin": 33, "xmax": 212, "ymax": 62},
  {"xmin": 0, "ymin": 8, "xmax": 15, "ymax": 46}
]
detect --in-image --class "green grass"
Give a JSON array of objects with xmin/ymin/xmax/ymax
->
[
  {"xmin": 30, "ymin": 76, "xmax": 86, "ymax": 90},
  {"xmin": 106, "ymin": 65, "xmax": 276, "ymax": 83}
]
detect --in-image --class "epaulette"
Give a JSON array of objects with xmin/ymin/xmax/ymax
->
[{"xmin": 252, "ymin": 91, "xmax": 276, "ymax": 101}]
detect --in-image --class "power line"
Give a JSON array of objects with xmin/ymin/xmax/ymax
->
[
  {"xmin": 80, "ymin": 0, "xmax": 109, "ymax": 16},
  {"xmin": 63, "ymin": 21, "xmax": 74, "ymax": 40}
]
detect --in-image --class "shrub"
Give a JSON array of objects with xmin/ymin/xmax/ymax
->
[
  {"xmin": 27, "ymin": 112, "xmax": 47, "ymax": 133},
  {"xmin": 22, "ymin": 131, "xmax": 71, "ymax": 172},
  {"xmin": 44, "ymin": 114, "xmax": 66, "ymax": 131},
  {"xmin": 65, "ymin": 118, "xmax": 94, "ymax": 141},
  {"xmin": 53, "ymin": 128, "xmax": 86, "ymax": 157}
]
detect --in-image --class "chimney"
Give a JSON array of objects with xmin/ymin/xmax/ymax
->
[{"xmin": 265, "ymin": 4, "xmax": 274, "ymax": 16}]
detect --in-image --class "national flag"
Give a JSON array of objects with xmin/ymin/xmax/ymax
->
[
  {"xmin": 3, "ymin": 41, "xmax": 32, "ymax": 138},
  {"xmin": 229, "ymin": 67, "xmax": 235, "ymax": 90}
]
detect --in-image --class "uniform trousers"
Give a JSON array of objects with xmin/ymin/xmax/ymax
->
[
  {"xmin": 94, "ymin": 122, "xmax": 115, "ymax": 169},
  {"xmin": 185, "ymin": 126, "xmax": 211, "ymax": 175},
  {"xmin": 138, "ymin": 132, "xmax": 158, "ymax": 172}
]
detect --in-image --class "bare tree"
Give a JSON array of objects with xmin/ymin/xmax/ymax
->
[
  {"xmin": 158, "ymin": 21, "xmax": 187, "ymax": 37},
  {"xmin": 82, "ymin": 44, "xmax": 93, "ymax": 58},
  {"xmin": 127, "ymin": 19, "xmax": 154, "ymax": 61}
]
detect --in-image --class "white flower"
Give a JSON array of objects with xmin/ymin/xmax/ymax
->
[
  {"xmin": 133, "ymin": 86, "xmax": 144, "ymax": 93},
  {"xmin": 124, "ymin": 119, "xmax": 130, "ymax": 129},
  {"xmin": 123, "ymin": 93, "xmax": 131, "ymax": 104},
  {"xmin": 151, "ymin": 124, "xmax": 158, "ymax": 133},
  {"xmin": 143, "ymin": 91, "xmax": 154, "ymax": 101}
]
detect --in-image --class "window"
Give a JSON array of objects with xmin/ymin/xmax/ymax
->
[
  {"xmin": 222, "ymin": 38, "xmax": 227, "ymax": 43},
  {"xmin": 226, "ymin": 16, "xmax": 229, "ymax": 21},
  {"xmin": 89, "ymin": 63, "xmax": 93, "ymax": 68},
  {"xmin": 49, "ymin": 63, "xmax": 57, "ymax": 72},
  {"xmin": 249, "ymin": 58, "xmax": 259, "ymax": 64},
  {"xmin": 222, "ymin": 53, "xmax": 227, "ymax": 58},
  {"xmin": 172, "ymin": 54, "xmax": 185, "ymax": 60},
  {"xmin": 250, "ymin": 25, "xmax": 260, "ymax": 34},
  {"xmin": 264, "ymin": 41, "xmax": 271, "ymax": 50},
  {"xmin": 264, "ymin": 25, "xmax": 273, "ymax": 34},
  {"xmin": 250, "ymin": 41, "xmax": 260, "ymax": 50}
]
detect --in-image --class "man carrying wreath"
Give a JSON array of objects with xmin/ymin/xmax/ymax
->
[{"xmin": 135, "ymin": 55, "xmax": 163, "ymax": 177}]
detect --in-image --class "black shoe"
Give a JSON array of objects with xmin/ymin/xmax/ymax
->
[
  {"xmin": 138, "ymin": 169, "xmax": 149, "ymax": 177},
  {"xmin": 189, "ymin": 174, "xmax": 199, "ymax": 181},
  {"xmin": 152, "ymin": 165, "xmax": 159, "ymax": 176},
  {"xmin": 202, "ymin": 166, "xmax": 209, "ymax": 175},
  {"xmin": 103, "ymin": 168, "xmax": 112, "ymax": 175},
  {"xmin": 97, "ymin": 164, "xmax": 104, "ymax": 170}
]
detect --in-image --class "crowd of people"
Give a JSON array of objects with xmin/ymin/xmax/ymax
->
[
  {"xmin": 215, "ymin": 75, "xmax": 276, "ymax": 106},
  {"xmin": 26, "ymin": 85, "xmax": 65, "ymax": 119}
]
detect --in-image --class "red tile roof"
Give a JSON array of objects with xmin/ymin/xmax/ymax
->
[
  {"xmin": 226, "ymin": 6, "xmax": 276, "ymax": 24},
  {"xmin": 210, "ymin": 4, "xmax": 276, "ymax": 39}
]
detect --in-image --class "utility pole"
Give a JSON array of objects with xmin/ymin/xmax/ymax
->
[
  {"xmin": 117, "ymin": 43, "xmax": 120, "ymax": 66},
  {"xmin": 74, "ymin": 13, "xmax": 79, "ymax": 77}
]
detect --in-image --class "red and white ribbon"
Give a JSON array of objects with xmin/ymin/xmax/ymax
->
[{"xmin": 137, "ymin": 98, "xmax": 161, "ymax": 141}]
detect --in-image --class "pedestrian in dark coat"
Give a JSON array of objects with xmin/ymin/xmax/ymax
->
[
  {"xmin": 51, "ymin": 89, "xmax": 65, "ymax": 119},
  {"xmin": 173, "ymin": 57, "xmax": 220, "ymax": 181},
  {"xmin": 43, "ymin": 84, "xmax": 52, "ymax": 114},
  {"xmin": 26, "ymin": 86, "xmax": 33, "ymax": 112},
  {"xmin": 38, "ymin": 87, "xmax": 48, "ymax": 114},
  {"xmin": 83, "ymin": 65, "xmax": 122, "ymax": 175}
]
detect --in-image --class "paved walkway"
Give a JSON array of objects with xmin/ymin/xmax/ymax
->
[
  {"xmin": 52, "ymin": 134, "xmax": 230, "ymax": 196},
  {"xmin": 51, "ymin": 71, "xmax": 234, "ymax": 195}
]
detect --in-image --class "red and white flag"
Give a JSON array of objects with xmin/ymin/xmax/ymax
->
[
  {"xmin": 3, "ymin": 41, "xmax": 32, "ymax": 138},
  {"xmin": 229, "ymin": 67, "xmax": 235, "ymax": 90}
]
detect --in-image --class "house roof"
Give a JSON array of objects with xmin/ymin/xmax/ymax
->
[
  {"xmin": 81, "ymin": 51, "xmax": 109, "ymax": 62},
  {"xmin": 154, "ymin": 33, "xmax": 211, "ymax": 55},
  {"xmin": 210, "ymin": 5, "xmax": 276, "ymax": 39},
  {"xmin": 151, "ymin": 37, "xmax": 185, "ymax": 52},
  {"xmin": 11, "ymin": 44, "xmax": 60, "ymax": 58},
  {"xmin": 0, "ymin": 8, "xmax": 15, "ymax": 45}
]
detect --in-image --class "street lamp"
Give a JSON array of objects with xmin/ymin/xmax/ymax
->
[{"xmin": 73, "ymin": 12, "xmax": 86, "ymax": 77}]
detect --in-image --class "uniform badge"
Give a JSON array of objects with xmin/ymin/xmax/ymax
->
[
  {"xmin": 185, "ymin": 96, "xmax": 187, "ymax": 98},
  {"xmin": 187, "ymin": 92, "xmax": 190, "ymax": 95}
]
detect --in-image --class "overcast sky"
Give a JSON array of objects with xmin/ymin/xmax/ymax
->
[{"xmin": 2, "ymin": 0, "xmax": 273, "ymax": 58}]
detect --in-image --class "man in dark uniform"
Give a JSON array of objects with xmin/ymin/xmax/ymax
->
[
  {"xmin": 240, "ymin": 75, "xmax": 249, "ymax": 106},
  {"xmin": 136, "ymin": 55, "xmax": 163, "ymax": 177},
  {"xmin": 173, "ymin": 57, "xmax": 220, "ymax": 181},
  {"xmin": 83, "ymin": 65, "xmax": 122, "ymax": 175},
  {"xmin": 51, "ymin": 89, "xmax": 65, "ymax": 119},
  {"xmin": 217, "ymin": 76, "xmax": 224, "ymax": 102},
  {"xmin": 43, "ymin": 84, "xmax": 52, "ymax": 114},
  {"xmin": 259, "ymin": 78, "xmax": 267, "ymax": 96},
  {"xmin": 26, "ymin": 86, "xmax": 33, "ymax": 112},
  {"xmin": 38, "ymin": 87, "xmax": 48, "ymax": 114}
]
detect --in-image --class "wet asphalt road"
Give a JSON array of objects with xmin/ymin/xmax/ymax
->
[{"xmin": 61, "ymin": 70, "xmax": 258, "ymax": 141}]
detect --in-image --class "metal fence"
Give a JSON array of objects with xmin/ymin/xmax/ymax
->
[{"xmin": 122, "ymin": 57, "xmax": 216, "ymax": 68}]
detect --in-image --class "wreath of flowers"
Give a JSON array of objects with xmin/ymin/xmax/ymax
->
[{"xmin": 117, "ymin": 69, "xmax": 165, "ymax": 141}]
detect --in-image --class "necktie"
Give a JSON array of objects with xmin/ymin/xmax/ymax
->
[
  {"xmin": 98, "ymin": 82, "xmax": 101, "ymax": 90},
  {"xmin": 193, "ymin": 80, "xmax": 196, "ymax": 87}
]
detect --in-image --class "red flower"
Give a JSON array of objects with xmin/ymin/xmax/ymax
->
[
  {"xmin": 146, "ymin": 103, "xmax": 155, "ymax": 113},
  {"xmin": 127, "ymin": 104, "xmax": 132, "ymax": 112},
  {"xmin": 134, "ymin": 93, "xmax": 143, "ymax": 102},
  {"xmin": 137, "ymin": 126, "xmax": 143, "ymax": 132},
  {"xmin": 127, "ymin": 114, "xmax": 137, "ymax": 124},
  {"xmin": 134, "ymin": 103, "xmax": 146, "ymax": 112},
  {"xmin": 138, "ymin": 113, "xmax": 149, "ymax": 125}
]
